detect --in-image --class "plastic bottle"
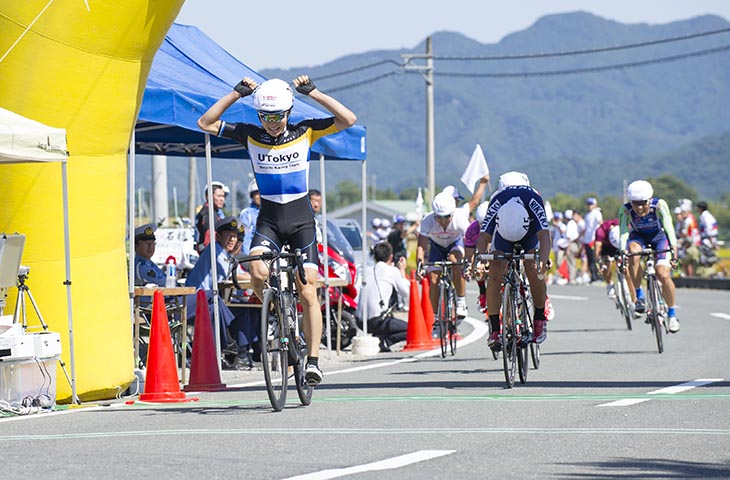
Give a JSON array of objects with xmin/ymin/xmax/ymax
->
[{"xmin": 165, "ymin": 260, "xmax": 176, "ymax": 288}]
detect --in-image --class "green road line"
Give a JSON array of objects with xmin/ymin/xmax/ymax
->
[
  {"xmin": 313, "ymin": 392, "xmax": 730, "ymax": 402},
  {"xmin": 2, "ymin": 427, "xmax": 730, "ymax": 442}
]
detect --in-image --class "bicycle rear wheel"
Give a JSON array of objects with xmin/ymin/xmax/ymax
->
[
  {"xmin": 616, "ymin": 272, "xmax": 633, "ymax": 330},
  {"xmin": 501, "ymin": 283, "xmax": 517, "ymax": 388},
  {"xmin": 261, "ymin": 289, "xmax": 289, "ymax": 411},
  {"xmin": 290, "ymin": 316, "xmax": 313, "ymax": 406},
  {"xmin": 436, "ymin": 284, "xmax": 448, "ymax": 358},
  {"xmin": 647, "ymin": 277, "xmax": 664, "ymax": 354},
  {"xmin": 517, "ymin": 295, "xmax": 529, "ymax": 384},
  {"xmin": 448, "ymin": 288, "xmax": 458, "ymax": 356}
]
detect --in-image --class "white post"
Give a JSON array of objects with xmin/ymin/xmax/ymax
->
[
  {"xmin": 361, "ymin": 159, "xmax": 368, "ymax": 335},
  {"xmin": 61, "ymin": 158, "xmax": 79, "ymax": 404},
  {"xmin": 320, "ymin": 154, "xmax": 331, "ymax": 351},
  {"xmin": 152, "ymin": 154, "xmax": 169, "ymax": 226},
  {"xmin": 204, "ymin": 134, "xmax": 222, "ymax": 375}
]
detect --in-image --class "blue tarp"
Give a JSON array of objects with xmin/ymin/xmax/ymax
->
[{"xmin": 135, "ymin": 23, "xmax": 366, "ymax": 160}]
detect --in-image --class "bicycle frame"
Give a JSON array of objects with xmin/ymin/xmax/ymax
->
[{"xmin": 422, "ymin": 260, "xmax": 463, "ymax": 358}]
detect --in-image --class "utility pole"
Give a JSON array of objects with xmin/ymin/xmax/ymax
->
[{"xmin": 402, "ymin": 36, "xmax": 435, "ymax": 203}]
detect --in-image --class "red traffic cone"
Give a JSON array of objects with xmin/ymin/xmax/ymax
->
[
  {"xmin": 420, "ymin": 277, "xmax": 440, "ymax": 347},
  {"xmin": 185, "ymin": 290, "xmax": 227, "ymax": 392},
  {"xmin": 138, "ymin": 291, "xmax": 197, "ymax": 403},
  {"xmin": 403, "ymin": 272, "xmax": 432, "ymax": 351}
]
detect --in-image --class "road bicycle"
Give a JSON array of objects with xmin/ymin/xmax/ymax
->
[
  {"xmin": 478, "ymin": 245, "xmax": 538, "ymax": 388},
  {"xmin": 421, "ymin": 260, "xmax": 463, "ymax": 358},
  {"xmin": 610, "ymin": 254, "xmax": 634, "ymax": 330},
  {"xmin": 239, "ymin": 248, "xmax": 313, "ymax": 411},
  {"xmin": 623, "ymin": 248, "xmax": 673, "ymax": 354}
]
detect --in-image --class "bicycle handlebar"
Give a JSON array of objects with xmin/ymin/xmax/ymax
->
[{"xmin": 236, "ymin": 249, "xmax": 308, "ymax": 285}]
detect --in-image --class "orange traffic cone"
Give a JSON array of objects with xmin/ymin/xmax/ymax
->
[
  {"xmin": 185, "ymin": 290, "xmax": 227, "ymax": 392},
  {"xmin": 403, "ymin": 272, "xmax": 433, "ymax": 351},
  {"xmin": 138, "ymin": 291, "xmax": 197, "ymax": 403},
  {"xmin": 420, "ymin": 277, "xmax": 440, "ymax": 347}
]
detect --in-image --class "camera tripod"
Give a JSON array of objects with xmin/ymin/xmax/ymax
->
[{"xmin": 13, "ymin": 271, "xmax": 74, "ymax": 394}]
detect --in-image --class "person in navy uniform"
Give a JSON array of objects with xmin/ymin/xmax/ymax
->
[{"xmin": 134, "ymin": 224, "xmax": 165, "ymax": 287}]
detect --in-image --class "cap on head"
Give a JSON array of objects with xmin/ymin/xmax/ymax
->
[
  {"xmin": 381, "ymin": 219, "xmax": 391, "ymax": 228},
  {"xmin": 253, "ymin": 78, "xmax": 293, "ymax": 113},
  {"xmin": 673, "ymin": 206, "xmax": 682, "ymax": 215},
  {"xmin": 205, "ymin": 180, "xmax": 230, "ymax": 197},
  {"xmin": 432, "ymin": 191, "xmax": 457, "ymax": 216},
  {"xmin": 371, "ymin": 218, "xmax": 382, "ymax": 228},
  {"xmin": 498, "ymin": 171, "xmax": 530, "ymax": 191},
  {"xmin": 248, "ymin": 178, "xmax": 259, "ymax": 195},
  {"xmin": 215, "ymin": 216, "xmax": 240, "ymax": 233},
  {"xmin": 393, "ymin": 214, "xmax": 406, "ymax": 224},
  {"xmin": 626, "ymin": 180, "xmax": 653, "ymax": 202},
  {"xmin": 134, "ymin": 223, "xmax": 156, "ymax": 241},
  {"xmin": 496, "ymin": 197, "xmax": 530, "ymax": 242},
  {"xmin": 586, "ymin": 197, "xmax": 597, "ymax": 206},
  {"xmin": 553, "ymin": 211, "xmax": 563, "ymax": 220},
  {"xmin": 442, "ymin": 185, "xmax": 464, "ymax": 200},
  {"xmin": 564, "ymin": 209, "xmax": 573, "ymax": 219}
]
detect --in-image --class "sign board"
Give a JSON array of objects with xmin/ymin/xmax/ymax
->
[{"xmin": 150, "ymin": 227, "xmax": 198, "ymax": 270}]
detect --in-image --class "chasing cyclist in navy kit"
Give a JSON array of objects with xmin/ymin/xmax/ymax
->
[{"xmin": 197, "ymin": 75, "xmax": 357, "ymax": 385}]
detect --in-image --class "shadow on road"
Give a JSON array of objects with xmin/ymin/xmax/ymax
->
[{"xmin": 555, "ymin": 457, "xmax": 730, "ymax": 479}]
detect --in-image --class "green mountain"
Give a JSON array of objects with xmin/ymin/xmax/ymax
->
[
  {"xmin": 136, "ymin": 12, "xmax": 730, "ymax": 207},
  {"xmin": 263, "ymin": 11, "xmax": 730, "ymax": 199}
]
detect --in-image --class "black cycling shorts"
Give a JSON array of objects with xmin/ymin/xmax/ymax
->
[{"xmin": 250, "ymin": 196, "xmax": 319, "ymax": 269}]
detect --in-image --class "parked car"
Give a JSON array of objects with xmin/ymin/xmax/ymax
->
[{"xmin": 332, "ymin": 218, "xmax": 370, "ymax": 266}]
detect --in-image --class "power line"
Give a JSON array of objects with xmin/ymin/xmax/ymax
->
[
  {"xmin": 316, "ymin": 59, "xmax": 404, "ymax": 80},
  {"xmin": 327, "ymin": 71, "xmax": 403, "ymax": 93},
  {"xmin": 432, "ymin": 26, "xmax": 730, "ymax": 61},
  {"xmin": 432, "ymin": 43, "xmax": 730, "ymax": 78}
]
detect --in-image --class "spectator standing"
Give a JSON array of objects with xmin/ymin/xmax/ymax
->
[
  {"xmin": 238, "ymin": 179, "xmax": 260, "ymax": 256},
  {"xmin": 387, "ymin": 214, "xmax": 418, "ymax": 264},
  {"xmin": 195, "ymin": 181, "xmax": 229, "ymax": 253},
  {"xmin": 582, "ymin": 197, "xmax": 603, "ymax": 282},
  {"xmin": 550, "ymin": 212, "xmax": 568, "ymax": 285},
  {"xmin": 564, "ymin": 209, "xmax": 581, "ymax": 283},
  {"xmin": 696, "ymin": 201, "xmax": 719, "ymax": 250}
]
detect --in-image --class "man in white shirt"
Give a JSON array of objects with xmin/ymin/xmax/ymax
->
[
  {"xmin": 582, "ymin": 197, "xmax": 603, "ymax": 282},
  {"xmin": 356, "ymin": 242, "xmax": 410, "ymax": 352}
]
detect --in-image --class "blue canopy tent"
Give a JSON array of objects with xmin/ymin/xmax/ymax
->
[{"xmin": 130, "ymin": 24, "xmax": 371, "ymax": 367}]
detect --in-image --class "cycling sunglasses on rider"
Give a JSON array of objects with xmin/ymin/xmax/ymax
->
[
  {"xmin": 436, "ymin": 213, "xmax": 453, "ymax": 220},
  {"xmin": 631, "ymin": 200, "xmax": 650, "ymax": 207},
  {"xmin": 258, "ymin": 110, "xmax": 288, "ymax": 123}
]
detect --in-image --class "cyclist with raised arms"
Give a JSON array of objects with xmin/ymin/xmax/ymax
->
[
  {"xmin": 197, "ymin": 75, "xmax": 357, "ymax": 385},
  {"xmin": 618, "ymin": 180, "xmax": 680, "ymax": 333},
  {"xmin": 474, "ymin": 171, "xmax": 551, "ymax": 350},
  {"xmin": 417, "ymin": 191, "xmax": 471, "ymax": 320}
]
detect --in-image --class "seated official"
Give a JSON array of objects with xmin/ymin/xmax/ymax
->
[
  {"xmin": 185, "ymin": 216, "xmax": 242, "ymax": 357},
  {"xmin": 134, "ymin": 223, "xmax": 165, "ymax": 287},
  {"xmin": 356, "ymin": 242, "xmax": 410, "ymax": 352}
]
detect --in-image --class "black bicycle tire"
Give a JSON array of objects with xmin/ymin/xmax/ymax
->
[
  {"xmin": 291, "ymin": 311, "xmax": 313, "ymax": 406},
  {"xmin": 501, "ymin": 283, "xmax": 517, "ymax": 388},
  {"xmin": 647, "ymin": 277, "xmax": 664, "ymax": 354},
  {"xmin": 616, "ymin": 272, "xmax": 633, "ymax": 330},
  {"xmin": 437, "ymin": 282, "xmax": 448, "ymax": 358},
  {"xmin": 261, "ymin": 289, "xmax": 289, "ymax": 411},
  {"xmin": 448, "ymin": 287, "xmax": 458, "ymax": 356},
  {"xmin": 530, "ymin": 342, "xmax": 540, "ymax": 369},
  {"xmin": 517, "ymin": 292, "xmax": 529, "ymax": 384}
]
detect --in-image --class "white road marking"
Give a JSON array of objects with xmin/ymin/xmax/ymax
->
[
  {"xmin": 710, "ymin": 313, "xmax": 730, "ymax": 320},
  {"xmin": 597, "ymin": 378, "xmax": 724, "ymax": 407},
  {"xmin": 548, "ymin": 294, "xmax": 588, "ymax": 301},
  {"xmin": 281, "ymin": 449, "xmax": 456, "ymax": 480}
]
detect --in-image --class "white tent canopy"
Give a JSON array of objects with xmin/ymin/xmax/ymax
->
[{"xmin": 0, "ymin": 107, "xmax": 79, "ymax": 403}]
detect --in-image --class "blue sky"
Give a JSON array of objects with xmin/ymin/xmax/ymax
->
[{"xmin": 175, "ymin": 0, "xmax": 730, "ymax": 70}]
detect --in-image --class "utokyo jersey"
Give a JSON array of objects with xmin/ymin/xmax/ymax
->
[{"xmin": 222, "ymin": 118, "xmax": 338, "ymax": 203}]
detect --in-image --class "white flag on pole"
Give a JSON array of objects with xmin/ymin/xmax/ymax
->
[
  {"xmin": 460, "ymin": 144, "xmax": 490, "ymax": 194},
  {"xmin": 415, "ymin": 187, "xmax": 424, "ymax": 218}
]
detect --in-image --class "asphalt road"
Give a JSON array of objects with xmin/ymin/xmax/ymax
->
[{"xmin": 2, "ymin": 284, "xmax": 729, "ymax": 479}]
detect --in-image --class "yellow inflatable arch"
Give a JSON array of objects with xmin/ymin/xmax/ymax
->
[{"xmin": 0, "ymin": 0, "xmax": 184, "ymax": 401}]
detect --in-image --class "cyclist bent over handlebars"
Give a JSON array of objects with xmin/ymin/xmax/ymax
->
[
  {"xmin": 474, "ymin": 172, "xmax": 551, "ymax": 350},
  {"xmin": 618, "ymin": 180, "xmax": 680, "ymax": 333}
]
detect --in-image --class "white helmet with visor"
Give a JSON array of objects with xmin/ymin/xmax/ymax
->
[
  {"xmin": 626, "ymin": 180, "xmax": 653, "ymax": 202},
  {"xmin": 253, "ymin": 79, "xmax": 293, "ymax": 113},
  {"xmin": 431, "ymin": 191, "xmax": 456, "ymax": 217}
]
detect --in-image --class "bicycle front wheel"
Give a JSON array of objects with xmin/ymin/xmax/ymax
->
[
  {"xmin": 647, "ymin": 277, "xmax": 664, "ymax": 354},
  {"xmin": 616, "ymin": 272, "xmax": 633, "ymax": 330},
  {"xmin": 501, "ymin": 283, "xmax": 517, "ymax": 388},
  {"xmin": 517, "ymin": 295, "xmax": 529, "ymax": 384},
  {"xmin": 261, "ymin": 289, "xmax": 289, "ymax": 411}
]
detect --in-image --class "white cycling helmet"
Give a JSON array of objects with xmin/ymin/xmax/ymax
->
[
  {"xmin": 442, "ymin": 185, "xmax": 464, "ymax": 200},
  {"xmin": 253, "ymin": 78, "xmax": 293, "ymax": 112},
  {"xmin": 381, "ymin": 219, "xmax": 391, "ymax": 228},
  {"xmin": 204, "ymin": 180, "xmax": 230, "ymax": 197},
  {"xmin": 248, "ymin": 178, "xmax": 259, "ymax": 195},
  {"xmin": 496, "ymin": 197, "xmax": 530, "ymax": 242},
  {"xmin": 475, "ymin": 201, "xmax": 490, "ymax": 225},
  {"xmin": 608, "ymin": 225, "xmax": 620, "ymax": 249},
  {"xmin": 498, "ymin": 171, "xmax": 530, "ymax": 191},
  {"xmin": 431, "ymin": 191, "xmax": 456, "ymax": 217},
  {"xmin": 626, "ymin": 180, "xmax": 653, "ymax": 202}
]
